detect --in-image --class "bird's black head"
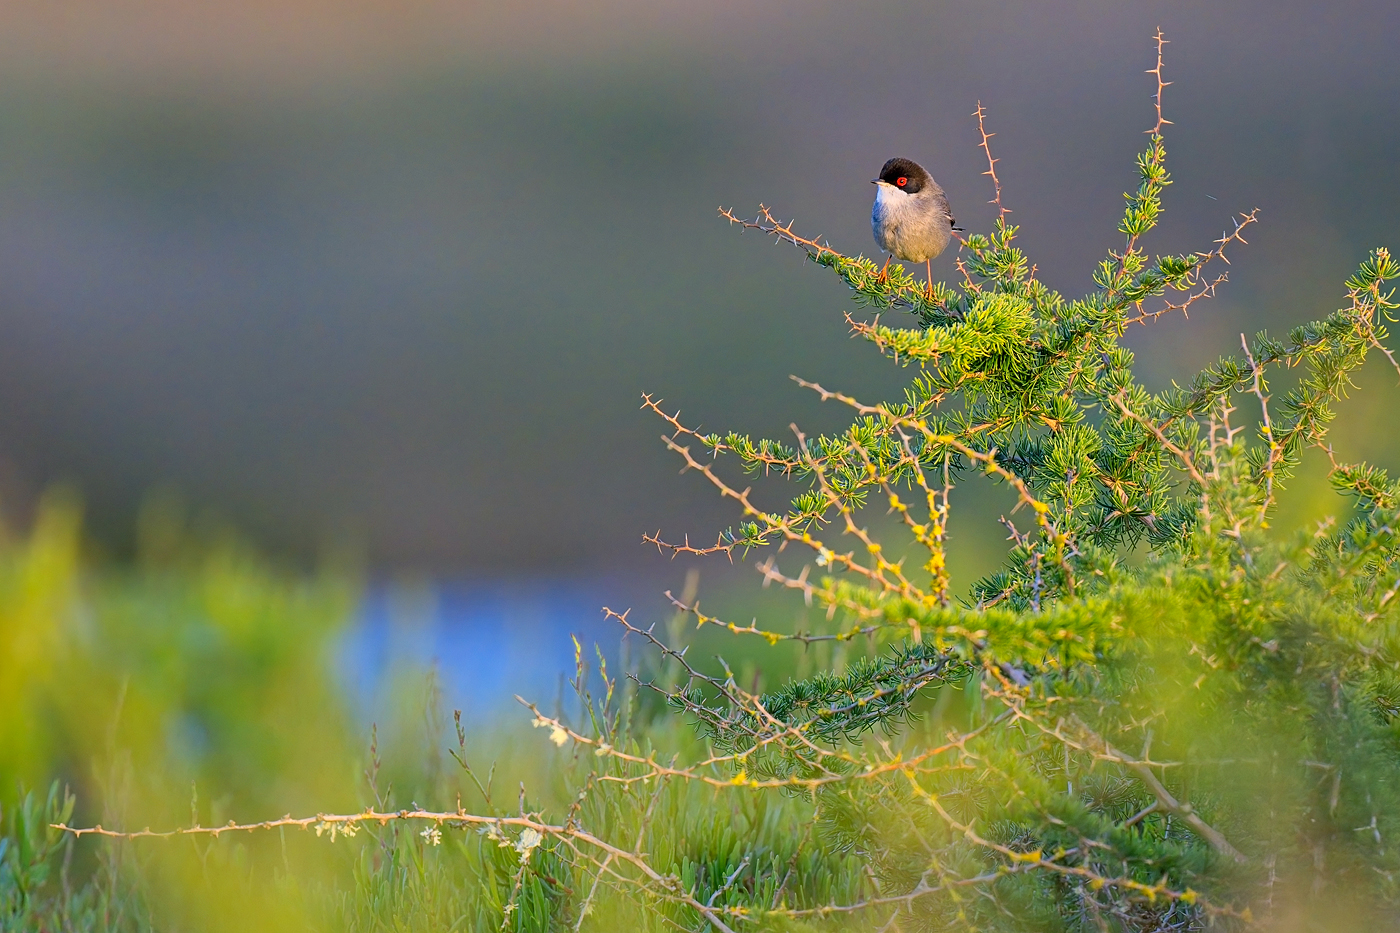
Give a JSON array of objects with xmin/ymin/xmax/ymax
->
[{"xmin": 875, "ymin": 157, "xmax": 931, "ymax": 194}]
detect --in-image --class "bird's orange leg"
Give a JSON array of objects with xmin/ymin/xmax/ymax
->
[
  {"xmin": 878, "ymin": 255, "xmax": 892, "ymax": 284},
  {"xmin": 925, "ymin": 258, "xmax": 934, "ymax": 299}
]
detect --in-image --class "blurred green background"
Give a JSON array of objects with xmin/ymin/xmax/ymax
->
[{"xmin": 1, "ymin": 0, "xmax": 1399, "ymax": 841}]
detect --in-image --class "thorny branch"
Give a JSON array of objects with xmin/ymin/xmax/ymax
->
[
  {"xmin": 1240, "ymin": 334, "xmax": 1280, "ymax": 511},
  {"xmin": 1124, "ymin": 209, "xmax": 1260, "ymax": 326},
  {"xmin": 1147, "ymin": 27, "xmax": 1173, "ymax": 137},
  {"xmin": 640, "ymin": 390, "xmax": 1079, "ymax": 612},
  {"xmin": 974, "ymin": 101, "xmax": 1010, "ymax": 222},
  {"xmin": 979, "ymin": 675, "xmax": 1249, "ymax": 865},
  {"xmin": 1109, "ymin": 390, "xmax": 1207, "ymax": 487},
  {"xmin": 663, "ymin": 589, "xmax": 880, "ymax": 646},
  {"xmin": 54, "ymin": 809, "xmax": 745, "ymax": 933},
  {"xmin": 54, "ymin": 661, "xmax": 1245, "ymax": 927},
  {"xmin": 718, "ymin": 204, "xmax": 967, "ymax": 320}
]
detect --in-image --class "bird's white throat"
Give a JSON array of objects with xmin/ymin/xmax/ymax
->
[
  {"xmin": 873, "ymin": 181, "xmax": 919, "ymax": 227},
  {"xmin": 873, "ymin": 182, "xmax": 910, "ymax": 207}
]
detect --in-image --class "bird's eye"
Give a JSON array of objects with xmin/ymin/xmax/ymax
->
[{"xmin": 896, "ymin": 177, "xmax": 908, "ymax": 186}]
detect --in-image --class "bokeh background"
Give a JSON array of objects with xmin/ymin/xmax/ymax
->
[{"xmin": 1, "ymin": 0, "xmax": 1399, "ymax": 720}]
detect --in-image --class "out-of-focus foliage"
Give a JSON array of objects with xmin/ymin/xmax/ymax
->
[
  {"xmin": 0, "ymin": 490, "xmax": 361, "ymax": 819},
  {"xmin": 0, "ymin": 492, "xmax": 367, "ymax": 931}
]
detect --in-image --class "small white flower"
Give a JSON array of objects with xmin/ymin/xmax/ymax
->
[
  {"xmin": 535, "ymin": 716, "xmax": 570, "ymax": 746},
  {"xmin": 420, "ymin": 825, "xmax": 442, "ymax": 846},
  {"xmin": 515, "ymin": 828, "xmax": 543, "ymax": 859},
  {"xmin": 340, "ymin": 821, "xmax": 359, "ymax": 838},
  {"xmin": 815, "ymin": 547, "xmax": 834, "ymax": 567}
]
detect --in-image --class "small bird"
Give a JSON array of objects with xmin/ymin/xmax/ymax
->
[{"xmin": 871, "ymin": 157, "xmax": 960, "ymax": 293}]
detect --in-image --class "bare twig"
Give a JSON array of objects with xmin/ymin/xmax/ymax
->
[
  {"xmin": 1124, "ymin": 210, "xmax": 1261, "ymax": 326},
  {"xmin": 1241, "ymin": 334, "xmax": 1280, "ymax": 511},
  {"xmin": 1147, "ymin": 27, "xmax": 1173, "ymax": 137},
  {"xmin": 974, "ymin": 102, "xmax": 1010, "ymax": 222}
]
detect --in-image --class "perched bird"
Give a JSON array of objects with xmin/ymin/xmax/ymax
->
[{"xmin": 871, "ymin": 157, "xmax": 960, "ymax": 292}]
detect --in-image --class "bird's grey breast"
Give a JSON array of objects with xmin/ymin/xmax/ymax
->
[
  {"xmin": 871, "ymin": 185, "xmax": 903, "ymax": 253},
  {"xmin": 872, "ymin": 186, "xmax": 951, "ymax": 263}
]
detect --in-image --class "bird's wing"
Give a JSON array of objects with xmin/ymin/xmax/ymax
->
[{"xmin": 936, "ymin": 195, "xmax": 962, "ymax": 232}]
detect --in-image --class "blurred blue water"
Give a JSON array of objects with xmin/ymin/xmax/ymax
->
[{"xmin": 338, "ymin": 575, "xmax": 658, "ymax": 731}]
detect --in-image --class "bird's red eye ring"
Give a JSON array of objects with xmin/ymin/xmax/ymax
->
[{"xmin": 896, "ymin": 176, "xmax": 908, "ymax": 186}]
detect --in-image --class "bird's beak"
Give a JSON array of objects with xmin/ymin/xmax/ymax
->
[{"xmin": 870, "ymin": 179, "xmax": 880, "ymax": 185}]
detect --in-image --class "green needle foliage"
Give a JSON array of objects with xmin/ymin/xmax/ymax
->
[{"xmin": 625, "ymin": 34, "xmax": 1400, "ymax": 931}]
